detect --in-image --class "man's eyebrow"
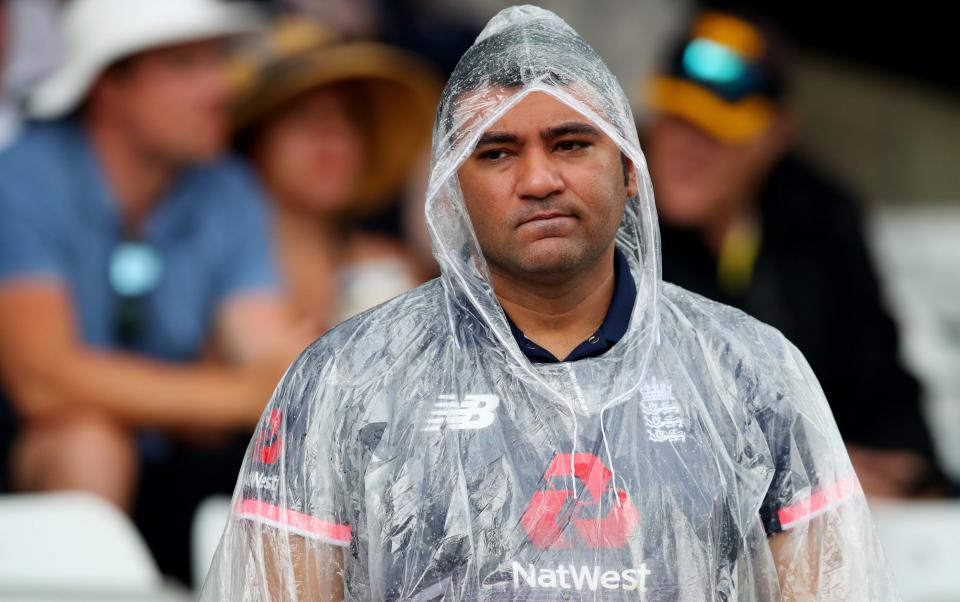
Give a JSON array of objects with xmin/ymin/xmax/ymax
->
[
  {"xmin": 473, "ymin": 122, "xmax": 600, "ymax": 148},
  {"xmin": 543, "ymin": 122, "xmax": 601, "ymax": 139},
  {"xmin": 475, "ymin": 131, "xmax": 519, "ymax": 147}
]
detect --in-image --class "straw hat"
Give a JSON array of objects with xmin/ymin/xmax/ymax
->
[
  {"xmin": 230, "ymin": 18, "xmax": 442, "ymax": 214},
  {"xmin": 28, "ymin": 0, "xmax": 259, "ymax": 119}
]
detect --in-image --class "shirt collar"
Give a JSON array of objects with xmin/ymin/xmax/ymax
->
[
  {"xmin": 506, "ymin": 246, "xmax": 637, "ymax": 363},
  {"xmin": 63, "ymin": 118, "xmax": 199, "ymax": 241}
]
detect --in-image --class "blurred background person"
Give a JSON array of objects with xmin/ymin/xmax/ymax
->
[
  {"xmin": 0, "ymin": 0, "xmax": 304, "ymax": 585},
  {"xmin": 643, "ymin": 7, "xmax": 947, "ymax": 497},
  {"xmin": 261, "ymin": 0, "xmax": 479, "ymax": 76},
  {"xmin": 230, "ymin": 17, "xmax": 441, "ymax": 330},
  {"xmin": 0, "ymin": 0, "xmax": 16, "ymax": 148}
]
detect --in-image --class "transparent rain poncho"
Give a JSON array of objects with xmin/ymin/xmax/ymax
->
[{"xmin": 203, "ymin": 6, "xmax": 899, "ymax": 600}]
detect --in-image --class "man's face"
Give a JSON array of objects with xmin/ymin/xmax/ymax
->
[
  {"xmin": 646, "ymin": 114, "xmax": 787, "ymax": 228},
  {"xmin": 98, "ymin": 39, "xmax": 231, "ymax": 164},
  {"xmin": 457, "ymin": 92, "xmax": 637, "ymax": 281}
]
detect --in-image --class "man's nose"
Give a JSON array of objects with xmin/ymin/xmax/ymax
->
[{"xmin": 515, "ymin": 148, "xmax": 565, "ymax": 200}]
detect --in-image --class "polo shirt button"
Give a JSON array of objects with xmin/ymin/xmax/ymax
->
[
  {"xmin": 588, "ymin": 335, "xmax": 600, "ymax": 344},
  {"xmin": 526, "ymin": 344, "xmax": 536, "ymax": 350}
]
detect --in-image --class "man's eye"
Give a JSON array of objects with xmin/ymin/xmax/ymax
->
[
  {"xmin": 555, "ymin": 140, "xmax": 591, "ymax": 152},
  {"xmin": 478, "ymin": 149, "xmax": 510, "ymax": 161}
]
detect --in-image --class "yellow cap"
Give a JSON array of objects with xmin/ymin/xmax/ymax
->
[{"xmin": 649, "ymin": 76, "xmax": 776, "ymax": 144}]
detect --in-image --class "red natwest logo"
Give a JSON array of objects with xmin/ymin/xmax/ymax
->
[
  {"xmin": 521, "ymin": 453, "xmax": 639, "ymax": 549},
  {"xmin": 255, "ymin": 408, "xmax": 283, "ymax": 465}
]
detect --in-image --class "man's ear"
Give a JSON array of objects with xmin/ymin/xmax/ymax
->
[{"xmin": 624, "ymin": 155, "xmax": 639, "ymax": 198}]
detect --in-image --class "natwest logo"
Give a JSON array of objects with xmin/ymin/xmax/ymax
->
[
  {"xmin": 520, "ymin": 453, "xmax": 639, "ymax": 549},
  {"xmin": 250, "ymin": 471, "xmax": 280, "ymax": 493},
  {"xmin": 512, "ymin": 562, "xmax": 650, "ymax": 592},
  {"xmin": 255, "ymin": 408, "xmax": 283, "ymax": 465}
]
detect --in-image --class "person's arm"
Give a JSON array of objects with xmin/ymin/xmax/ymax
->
[
  {"xmin": 214, "ymin": 290, "xmax": 314, "ymax": 366},
  {"xmin": 0, "ymin": 155, "xmax": 297, "ymax": 429},
  {"xmin": 766, "ymin": 484, "xmax": 891, "ymax": 600},
  {"xmin": 200, "ymin": 347, "xmax": 353, "ymax": 600},
  {"xmin": 265, "ymin": 534, "xmax": 344, "ymax": 602},
  {"xmin": 752, "ymin": 329, "xmax": 899, "ymax": 599},
  {"xmin": 768, "ymin": 519, "xmax": 831, "ymax": 600},
  {"xmin": 204, "ymin": 524, "xmax": 345, "ymax": 601},
  {"xmin": 767, "ymin": 507, "xmax": 878, "ymax": 601},
  {"xmin": 0, "ymin": 281, "xmax": 283, "ymax": 428},
  {"xmin": 200, "ymin": 159, "xmax": 319, "ymax": 394},
  {"xmin": 845, "ymin": 444, "xmax": 942, "ymax": 498},
  {"xmin": 827, "ymin": 191, "xmax": 943, "ymax": 495}
]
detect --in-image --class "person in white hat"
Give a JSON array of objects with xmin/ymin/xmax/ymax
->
[{"xmin": 0, "ymin": 0, "xmax": 304, "ymax": 584}]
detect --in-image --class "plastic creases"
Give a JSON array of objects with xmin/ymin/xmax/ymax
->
[{"xmin": 202, "ymin": 5, "xmax": 900, "ymax": 600}]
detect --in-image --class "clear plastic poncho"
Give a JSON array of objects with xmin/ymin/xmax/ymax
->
[{"xmin": 202, "ymin": 6, "xmax": 899, "ymax": 600}]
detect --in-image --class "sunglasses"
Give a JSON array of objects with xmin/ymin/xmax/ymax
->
[{"xmin": 671, "ymin": 37, "xmax": 779, "ymax": 104}]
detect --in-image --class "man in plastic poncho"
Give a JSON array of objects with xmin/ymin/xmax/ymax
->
[{"xmin": 203, "ymin": 6, "xmax": 899, "ymax": 601}]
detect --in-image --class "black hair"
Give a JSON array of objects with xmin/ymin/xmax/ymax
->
[
  {"xmin": 440, "ymin": 16, "xmax": 633, "ymax": 188},
  {"xmin": 437, "ymin": 21, "xmax": 589, "ymax": 137}
]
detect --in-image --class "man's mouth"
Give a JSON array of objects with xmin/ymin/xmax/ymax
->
[
  {"xmin": 521, "ymin": 211, "xmax": 573, "ymax": 225},
  {"xmin": 517, "ymin": 211, "xmax": 577, "ymax": 238}
]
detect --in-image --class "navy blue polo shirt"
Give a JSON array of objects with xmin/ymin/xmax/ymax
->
[{"xmin": 508, "ymin": 247, "xmax": 636, "ymax": 363}]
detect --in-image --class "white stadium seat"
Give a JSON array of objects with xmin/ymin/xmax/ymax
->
[
  {"xmin": 0, "ymin": 491, "xmax": 188, "ymax": 600},
  {"xmin": 871, "ymin": 500, "xmax": 960, "ymax": 601},
  {"xmin": 191, "ymin": 495, "xmax": 232, "ymax": 590},
  {"xmin": 868, "ymin": 205, "xmax": 960, "ymax": 481}
]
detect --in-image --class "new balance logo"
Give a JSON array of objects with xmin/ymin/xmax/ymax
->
[{"xmin": 422, "ymin": 394, "xmax": 499, "ymax": 431}]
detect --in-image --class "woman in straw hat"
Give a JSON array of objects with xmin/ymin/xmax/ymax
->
[{"xmin": 231, "ymin": 17, "xmax": 440, "ymax": 333}]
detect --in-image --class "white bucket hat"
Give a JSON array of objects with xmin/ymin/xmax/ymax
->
[{"xmin": 27, "ymin": 0, "xmax": 260, "ymax": 119}]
